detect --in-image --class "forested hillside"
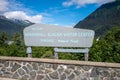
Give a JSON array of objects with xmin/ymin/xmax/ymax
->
[{"xmin": 74, "ymin": 0, "xmax": 120, "ymax": 36}]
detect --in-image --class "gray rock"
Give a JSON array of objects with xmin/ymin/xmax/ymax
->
[
  {"xmin": 84, "ymin": 72, "xmax": 90, "ymax": 78},
  {"xmin": 44, "ymin": 75, "xmax": 50, "ymax": 80},
  {"xmin": 38, "ymin": 63, "xmax": 42, "ymax": 66},
  {"xmin": 90, "ymin": 67, "xmax": 99, "ymax": 77},
  {"xmin": 45, "ymin": 69, "xmax": 53, "ymax": 74},
  {"xmin": 0, "ymin": 71, "xmax": 3, "ymax": 77},
  {"xmin": 103, "ymin": 77, "xmax": 118, "ymax": 80},
  {"xmin": 81, "ymin": 78, "xmax": 87, "ymax": 80},
  {"xmin": 67, "ymin": 65, "xmax": 75, "ymax": 70},
  {"xmin": 81, "ymin": 66, "xmax": 92, "ymax": 71},
  {"xmin": 26, "ymin": 64, "xmax": 32, "ymax": 71},
  {"xmin": 23, "ymin": 62, "xmax": 27, "ymax": 65},
  {"xmin": 110, "ymin": 71, "xmax": 116, "ymax": 77},
  {"xmin": 12, "ymin": 72, "xmax": 19, "ymax": 79},
  {"xmin": 39, "ymin": 64, "xmax": 45, "ymax": 70},
  {"xmin": 22, "ymin": 66, "xmax": 29, "ymax": 74},
  {"xmin": 32, "ymin": 63, "xmax": 38, "ymax": 70},
  {"xmin": 53, "ymin": 64, "xmax": 58, "ymax": 70},
  {"xmin": 22, "ymin": 74, "xmax": 29, "ymax": 79},
  {"xmin": 4, "ymin": 61, "xmax": 9, "ymax": 67},
  {"xmin": 44, "ymin": 63, "xmax": 53, "ymax": 68},
  {"xmin": 65, "ymin": 69, "xmax": 72, "ymax": 75},
  {"xmin": 0, "ymin": 63, "xmax": 3, "ymax": 67},
  {"xmin": 1, "ymin": 67, "xmax": 6, "ymax": 72},
  {"xmin": 93, "ymin": 77, "xmax": 100, "ymax": 80},
  {"xmin": 11, "ymin": 63, "xmax": 21, "ymax": 72},
  {"xmin": 115, "ymin": 69, "xmax": 120, "ymax": 77},
  {"xmin": 30, "ymin": 71, "xmax": 36, "ymax": 79},
  {"xmin": 18, "ymin": 68, "xmax": 26, "ymax": 76},
  {"xmin": 100, "ymin": 70, "xmax": 110, "ymax": 77},
  {"xmin": 49, "ymin": 71, "xmax": 59, "ymax": 79},
  {"xmin": 76, "ymin": 66, "xmax": 82, "ymax": 70},
  {"xmin": 68, "ymin": 73, "xmax": 75, "ymax": 80},
  {"xmin": 74, "ymin": 70, "xmax": 81, "ymax": 75},
  {"xmin": 97, "ymin": 67, "xmax": 108, "ymax": 71},
  {"xmin": 117, "ymin": 72, "xmax": 120, "ymax": 77},
  {"xmin": 7, "ymin": 68, "xmax": 11, "ymax": 72},
  {"xmin": 60, "ymin": 73, "xmax": 66, "ymax": 80},
  {"xmin": 75, "ymin": 77, "xmax": 88, "ymax": 80},
  {"xmin": 10, "ymin": 62, "xmax": 14, "ymax": 67},
  {"xmin": 0, "ymin": 60, "xmax": 5, "ymax": 64},
  {"xmin": 36, "ymin": 75, "xmax": 44, "ymax": 80},
  {"xmin": 3, "ymin": 71, "xmax": 11, "ymax": 78},
  {"xmin": 58, "ymin": 66, "xmax": 64, "ymax": 74},
  {"xmin": 37, "ymin": 70, "xmax": 44, "ymax": 74}
]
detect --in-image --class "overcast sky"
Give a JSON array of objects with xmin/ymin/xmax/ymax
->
[{"xmin": 0, "ymin": 0, "xmax": 115, "ymax": 27}]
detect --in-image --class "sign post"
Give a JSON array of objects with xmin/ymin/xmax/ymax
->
[
  {"xmin": 26, "ymin": 46, "xmax": 32, "ymax": 57},
  {"xmin": 54, "ymin": 51, "xmax": 58, "ymax": 59},
  {"xmin": 23, "ymin": 23, "xmax": 95, "ymax": 60},
  {"xmin": 84, "ymin": 48, "xmax": 89, "ymax": 61}
]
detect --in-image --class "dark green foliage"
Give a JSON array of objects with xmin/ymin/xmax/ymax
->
[
  {"xmin": 0, "ymin": 32, "xmax": 8, "ymax": 45},
  {"xmin": 32, "ymin": 47, "xmax": 54, "ymax": 58},
  {"xmin": 89, "ymin": 27, "xmax": 120, "ymax": 63},
  {"xmin": 0, "ymin": 33, "xmax": 26, "ymax": 57},
  {"xmin": 59, "ymin": 53, "xmax": 84, "ymax": 60},
  {"xmin": 74, "ymin": 0, "xmax": 120, "ymax": 36}
]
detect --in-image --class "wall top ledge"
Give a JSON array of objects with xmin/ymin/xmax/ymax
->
[{"xmin": 0, "ymin": 56, "xmax": 120, "ymax": 68}]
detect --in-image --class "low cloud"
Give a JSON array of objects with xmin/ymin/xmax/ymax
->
[
  {"xmin": 0, "ymin": 0, "xmax": 43, "ymax": 23},
  {"xmin": 3, "ymin": 11, "xmax": 43, "ymax": 23},
  {"xmin": 0, "ymin": 0, "xmax": 8, "ymax": 12},
  {"xmin": 63, "ymin": 0, "xmax": 115, "ymax": 8}
]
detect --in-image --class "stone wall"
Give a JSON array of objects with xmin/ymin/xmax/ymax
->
[{"xmin": 0, "ymin": 56, "xmax": 120, "ymax": 80}]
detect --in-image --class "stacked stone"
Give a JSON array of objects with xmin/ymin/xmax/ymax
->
[{"xmin": 0, "ymin": 59, "xmax": 120, "ymax": 80}]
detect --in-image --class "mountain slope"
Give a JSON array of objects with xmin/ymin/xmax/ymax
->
[
  {"xmin": 0, "ymin": 15, "xmax": 33, "ymax": 35},
  {"xmin": 74, "ymin": 0, "xmax": 120, "ymax": 36}
]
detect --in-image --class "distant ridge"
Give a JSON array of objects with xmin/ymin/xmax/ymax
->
[
  {"xmin": 74, "ymin": 0, "xmax": 120, "ymax": 36},
  {"xmin": 0, "ymin": 15, "xmax": 33, "ymax": 35}
]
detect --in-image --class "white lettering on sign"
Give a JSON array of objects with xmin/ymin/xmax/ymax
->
[{"xmin": 24, "ymin": 32, "xmax": 93, "ymax": 37}]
